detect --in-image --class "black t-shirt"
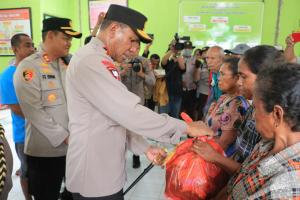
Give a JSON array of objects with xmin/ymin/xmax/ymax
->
[{"xmin": 162, "ymin": 59, "xmax": 186, "ymax": 96}]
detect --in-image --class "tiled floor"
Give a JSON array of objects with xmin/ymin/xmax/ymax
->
[{"xmin": 0, "ymin": 109, "xmax": 172, "ymax": 200}]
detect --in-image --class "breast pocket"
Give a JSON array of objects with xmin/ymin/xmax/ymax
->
[{"xmin": 41, "ymin": 79, "xmax": 64, "ymax": 107}]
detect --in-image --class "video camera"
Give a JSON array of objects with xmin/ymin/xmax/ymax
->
[
  {"xmin": 173, "ymin": 33, "xmax": 190, "ymax": 51},
  {"xmin": 129, "ymin": 58, "xmax": 143, "ymax": 72}
]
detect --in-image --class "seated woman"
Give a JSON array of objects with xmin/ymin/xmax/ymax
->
[
  {"xmin": 196, "ymin": 57, "xmax": 249, "ymax": 156},
  {"xmin": 192, "ymin": 45, "xmax": 284, "ymax": 175},
  {"xmin": 226, "ymin": 63, "xmax": 300, "ymax": 199}
]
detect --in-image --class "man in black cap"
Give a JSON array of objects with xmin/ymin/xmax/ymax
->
[
  {"xmin": 65, "ymin": 4, "xmax": 207, "ymax": 200},
  {"xmin": 14, "ymin": 17, "xmax": 81, "ymax": 200}
]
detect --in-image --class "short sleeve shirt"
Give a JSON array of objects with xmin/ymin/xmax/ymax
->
[{"xmin": 0, "ymin": 66, "xmax": 25, "ymax": 143}]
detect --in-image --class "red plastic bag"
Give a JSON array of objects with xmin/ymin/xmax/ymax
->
[{"xmin": 165, "ymin": 136, "xmax": 228, "ymax": 200}]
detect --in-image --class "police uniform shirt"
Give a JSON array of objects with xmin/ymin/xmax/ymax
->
[
  {"xmin": 13, "ymin": 45, "xmax": 69, "ymax": 157},
  {"xmin": 65, "ymin": 37, "xmax": 186, "ymax": 197}
]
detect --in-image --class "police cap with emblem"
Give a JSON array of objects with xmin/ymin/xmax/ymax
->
[
  {"xmin": 42, "ymin": 17, "xmax": 82, "ymax": 39},
  {"xmin": 105, "ymin": 4, "xmax": 152, "ymax": 43}
]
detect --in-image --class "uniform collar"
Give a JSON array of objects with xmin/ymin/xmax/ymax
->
[
  {"xmin": 90, "ymin": 37, "xmax": 110, "ymax": 56},
  {"xmin": 37, "ymin": 43, "xmax": 61, "ymax": 64}
]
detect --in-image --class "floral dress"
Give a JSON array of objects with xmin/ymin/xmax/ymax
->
[{"xmin": 205, "ymin": 94, "xmax": 249, "ymax": 156}]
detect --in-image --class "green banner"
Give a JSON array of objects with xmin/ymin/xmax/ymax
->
[{"xmin": 178, "ymin": 1, "xmax": 264, "ymax": 49}]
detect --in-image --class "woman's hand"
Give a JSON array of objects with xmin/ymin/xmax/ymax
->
[{"xmin": 191, "ymin": 140, "xmax": 220, "ymax": 162}]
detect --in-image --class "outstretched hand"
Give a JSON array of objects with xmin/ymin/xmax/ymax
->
[{"xmin": 186, "ymin": 121, "xmax": 214, "ymax": 137}]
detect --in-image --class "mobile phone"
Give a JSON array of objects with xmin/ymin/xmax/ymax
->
[{"xmin": 292, "ymin": 32, "xmax": 300, "ymax": 43}]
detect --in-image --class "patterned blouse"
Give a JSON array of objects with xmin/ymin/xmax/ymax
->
[
  {"xmin": 205, "ymin": 94, "xmax": 249, "ymax": 156},
  {"xmin": 227, "ymin": 139, "xmax": 300, "ymax": 199}
]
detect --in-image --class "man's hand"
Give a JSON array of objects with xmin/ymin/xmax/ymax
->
[
  {"xmin": 97, "ymin": 12, "xmax": 106, "ymax": 25},
  {"xmin": 119, "ymin": 62, "xmax": 132, "ymax": 75},
  {"xmin": 64, "ymin": 136, "xmax": 69, "ymax": 145},
  {"xmin": 191, "ymin": 140, "xmax": 220, "ymax": 162},
  {"xmin": 144, "ymin": 42, "xmax": 153, "ymax": 51},
  {"xmin": 186, "ymin": 121, "xmax": 214, "ymax": 137},
  {"xmin": 136, "ymin": 65, "xmax": 145, "ymax": 78},
  {"xmin": 145, "ymin": 146, "xmax": 167, "ymax": 166}
]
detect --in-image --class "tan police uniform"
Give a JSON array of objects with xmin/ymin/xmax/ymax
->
[
  {"xmin": 13, "ymin": 45, "xmax": 69, "ymax": 157},
  {"xmin": 66, "ymin": 37, "xmax": 187, "ymax": 197}
]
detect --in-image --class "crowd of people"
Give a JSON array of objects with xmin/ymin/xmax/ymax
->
[{"xmin": 0, "ymin": 3, "xmax": 299, "ymax": 200}]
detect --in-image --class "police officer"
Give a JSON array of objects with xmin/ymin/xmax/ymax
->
[
  {"xmin": 65, "ymin": 4, "xmax": 208, "ymax": 200},
  {"xmin": 120, "ymin": 44, "xmax": 156, "ymax": 169},
  {"xmin": 14, "ymin": 17, "xmax": 82, "ymax": 200}
]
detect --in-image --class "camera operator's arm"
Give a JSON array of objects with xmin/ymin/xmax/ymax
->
[
  {"xmin": 176, "ymin": 55, "xmax": 185, "ymax": 71},
  {"xmin": 119, "ymin": 62, "xmax": 132, "ymax": 76},
  {"xmin": 91, "ymin": 12, "xmax": 105, "ymax": 37},
  {"xmin": 161, "ymin": 50, "xmax": 173, "ymax": 66},
  {"xmin": 284, "ymin": 35, "xmax": 297, "ymax": 63},
  {"xmin": 138, "ymin": 59, "xmax": 155, "ymax": 86},
  {"xmin": 142, "ymin": 42, "xmax": 152, "ymax": 58}
]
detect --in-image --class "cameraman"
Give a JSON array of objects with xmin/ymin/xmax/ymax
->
[
  {"xmin": 181, "ymin": 41, "xmax": 197, "ymax": 120},
  {"xmin": 161, "ymin": 39, "xmax": 186, "ymax": 119},
  {"xmin": 120, "ymin": 45, "xmax": 156, "ymax": 169}
]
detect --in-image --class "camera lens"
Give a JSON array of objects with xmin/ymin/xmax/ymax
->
[{"xmin": 132, "ymin": 63, "xmax": 141, "ymax": 72}]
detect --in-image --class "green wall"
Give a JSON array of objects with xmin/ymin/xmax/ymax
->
[
  {"xmin": 0, "ymin": 0, "xmax": 41, "ymax": 70},
  {"xmin": 1, "ymin": 0, "xmax": 300, "ymax": 72}
]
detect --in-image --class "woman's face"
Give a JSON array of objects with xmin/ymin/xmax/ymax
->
[
  {"xmin": 253, "ymin": 95, "xmax": 275, "ymax": 140},
  {"xmin": 218, "ymin": 63, "xmax": 238, "ymax": 94},
  {"xmin": 237, "ymin": 58, "xmax": 257, "ymax": 100}
]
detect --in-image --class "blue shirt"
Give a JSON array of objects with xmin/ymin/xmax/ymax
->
[{"xmin": 0, "ymin": 65, "xmax": 25, "ymax": 143}]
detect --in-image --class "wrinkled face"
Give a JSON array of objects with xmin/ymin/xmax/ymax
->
[
  {"xmin": 218, "ymin": 63, "xmax": 238, "ymax": 93},
  {"xmin": 50, "ymin": 31, "xmax": 72, "ymax": 57},
  {"xmin": 106, "ymin": 24, "xmax": 140, "ymax": 63},
  {"xmin": 237, "ymin": 58, "xmax": 257, "ymax": 100},
  {"xmin": 253, "ymin": 95, "xmax": 274, "ymax": 140},
  {"xmin": 150, "ymin": 58, "xmax": 160, "ymax": 69},
  {"xmin": 13, "ymin": 35, "xmax": 35, "ymax": 59},
  {"xmin": 206, "ymin": 48, "xmax": 223, "ymax": 72}
]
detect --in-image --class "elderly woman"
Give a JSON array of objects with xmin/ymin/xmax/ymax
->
[
  {"xmin": 227, "ymin": 63, "xmax": 300, "ymax": 199},
  {"xmin": 193, "ymin": 57, "xmax": 249, "ymax": 155},
  {"xmin": 192, "ymin": 45, "xmax": 284, "ymax": 174}
]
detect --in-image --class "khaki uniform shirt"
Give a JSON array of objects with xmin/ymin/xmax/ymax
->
[
  {"xmin": 13, "ymin": 46, "xmax": 69, "ymax": 157},
  {"xmin": 65, "ymin": 37, "xmax": 186, "ymax": 197}
]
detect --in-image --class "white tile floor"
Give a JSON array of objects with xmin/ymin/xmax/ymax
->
[{"xmin": 0, "ymin": 109, "xmax": 172, "ymax": 200}]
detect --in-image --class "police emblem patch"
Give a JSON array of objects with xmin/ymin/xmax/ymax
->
[
  {"xmin": 102, "ymin": 60, "xmax": 120, "ymax": 81},
  {"xmin": 22, "ymin": 69, "xmax": 35, "ymax": 81}
]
